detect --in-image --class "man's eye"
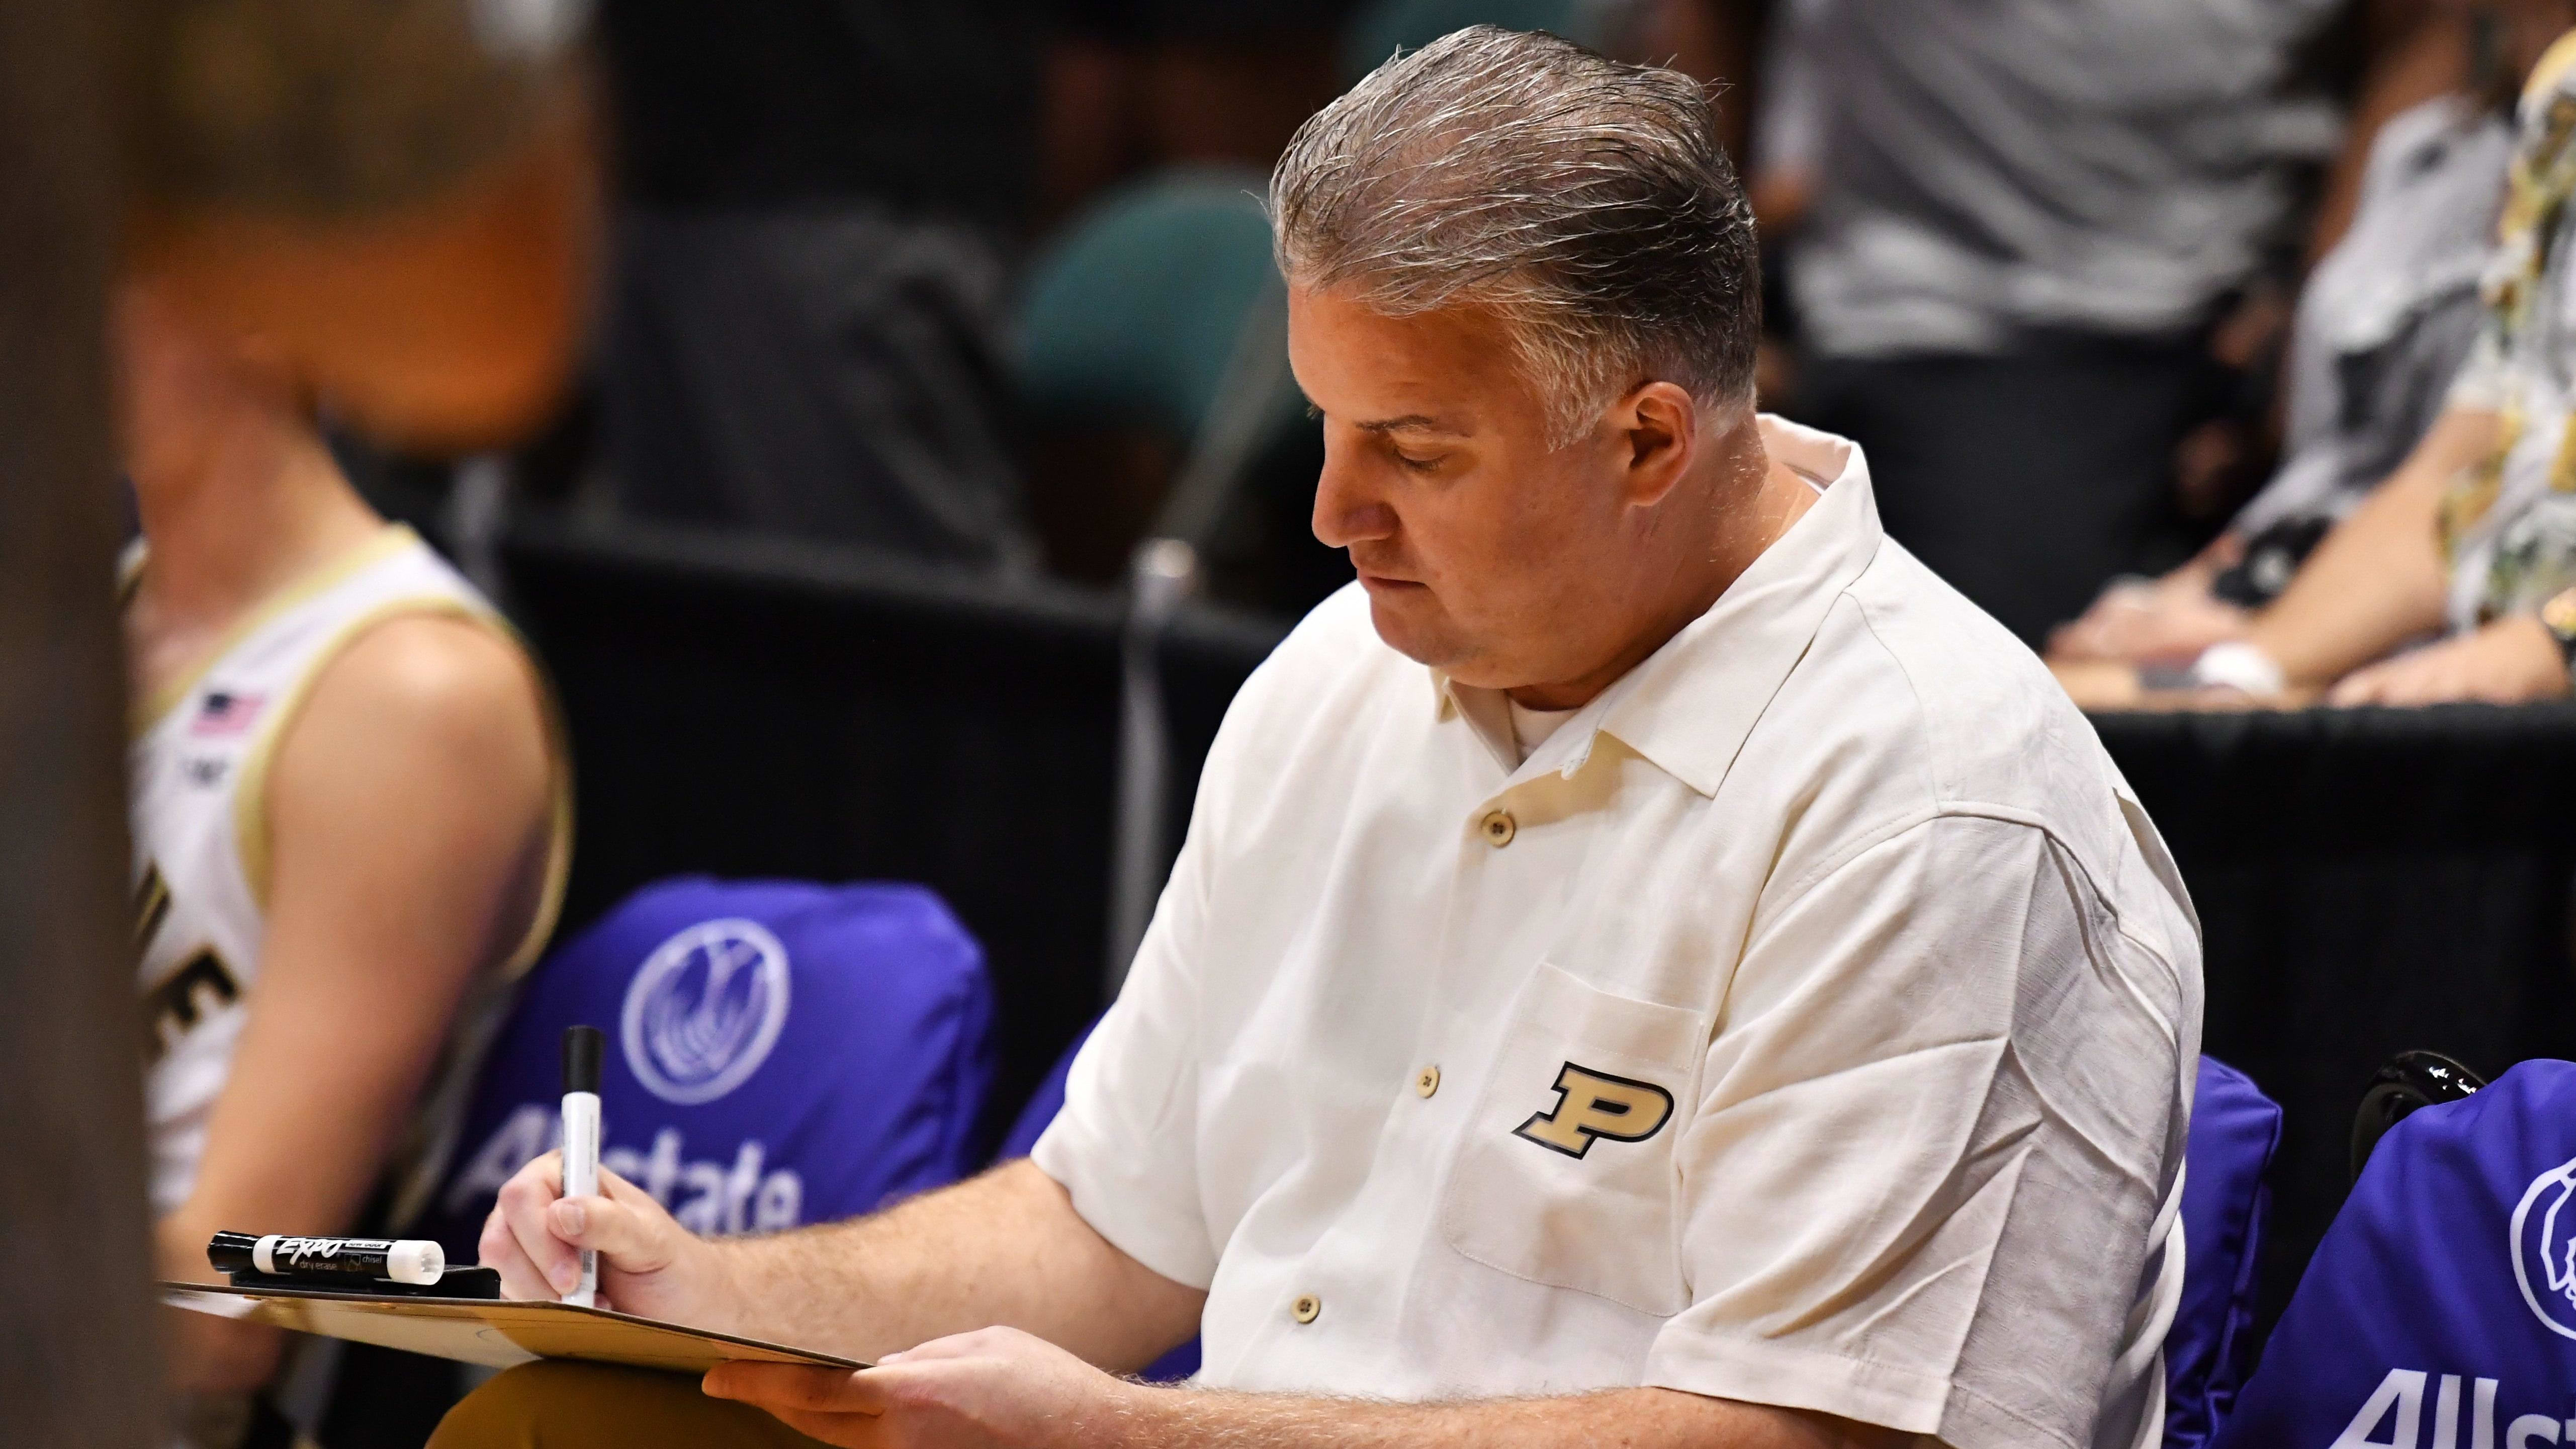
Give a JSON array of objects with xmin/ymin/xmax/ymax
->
[{"xmin": 1392, "ymin": 451, "xmax": 1441, "ymax": 473}]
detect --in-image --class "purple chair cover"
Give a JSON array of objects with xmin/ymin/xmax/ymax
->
[
  {"xmin": 2166, "ymin": 1056, "xmax": 2281, "ymax": 1447},
  {"xmin": 2211, "ymin": 1059, "xmax": 2576, "ymax": 1449},
  {"xmin": 420, "ymin": 876, "xmax": 993, "ymax": 1262}
]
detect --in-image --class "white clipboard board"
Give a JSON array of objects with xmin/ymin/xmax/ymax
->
[{"xmin": 161, "ymin": 1281, "xmax": 866, "ymax": 1374}]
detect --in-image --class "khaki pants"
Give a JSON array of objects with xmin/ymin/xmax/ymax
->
[{"xmin": 430, "ymin": 1360, "xmax": 831, "ymax": 1447}]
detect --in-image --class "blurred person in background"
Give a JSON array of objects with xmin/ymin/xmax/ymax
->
[
  {"xmin": 2051, "ymin": 0, "xmax": 2538, "ymax": 669},
  {"xmin": 593, "ymin": 0, "xmax": 1054, "ymax": 565},
  {"xmin": 1041, "ymin": 0, "xmax": 1365, "ymax": 223},
  {"xmin": 124, "ymin": 288, "xmax": 570, "ymax": 1445},
  {"xmin": 2059, "ymin": 5, "xmax": 2576, "ymax": 709},
  {"xmin": 591, "ymin": 0, "xmax": 1391, "ymax": 572},
  {"xmin": 1781, "ymin": 0, "xmax": 2420, "ymax": 645}
]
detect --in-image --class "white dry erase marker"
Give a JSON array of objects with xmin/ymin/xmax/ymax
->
[
  {"xmin": 561, "ymin": 1024, "xmax": 604, "ymax": 1308},
  {"xmin": 208, "ymin": 1230, "xmax": 445, "ymax": 1286}
]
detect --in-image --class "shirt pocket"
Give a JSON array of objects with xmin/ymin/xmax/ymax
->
[{"xmin": 1437, "ymin": 962, "xmax": 1706, "ymax": 1317}]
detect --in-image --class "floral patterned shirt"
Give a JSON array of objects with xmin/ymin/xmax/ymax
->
[{"xmin": 2443, "ymin": 32, "xmax": 2576, "ymax": 628}]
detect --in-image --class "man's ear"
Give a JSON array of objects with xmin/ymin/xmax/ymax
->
[{"xmin": 1617, "ymin": 380, "xmax": 1700, "ymax": 507}]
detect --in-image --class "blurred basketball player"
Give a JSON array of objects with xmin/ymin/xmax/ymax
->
[{"xmin": 120, "ymin": 286, "xmax": 570, "ymax": 1439}]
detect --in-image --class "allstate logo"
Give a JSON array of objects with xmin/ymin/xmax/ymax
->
[
  {"xmin": 2510, "ymin": 1150, "xmax": 2576, "ymax": 1339},
  {"xmin": 621, "ymin": 919, "xmax": 792, "ymax": 1105}
]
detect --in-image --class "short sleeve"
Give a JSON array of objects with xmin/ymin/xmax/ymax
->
[
  {"xmin": 1643, "ymin": 814, "xmax": 2190, "ymax": 1449},
  {"xmin": 1029, "ymin": 820, "xmax": 1220, "ymax": 1286},
  {"xmin": 1032, "ymin": 590, "xmax": 1364, "ymax": 1291}
]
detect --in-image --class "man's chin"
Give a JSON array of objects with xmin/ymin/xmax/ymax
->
[{"xmin": 1362, "ymin": 588, "xmax": 1466, "ymax": 670}]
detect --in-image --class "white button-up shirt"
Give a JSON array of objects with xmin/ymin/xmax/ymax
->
[{"xmin": 1034, "ymin": 417, "xmax": 2203, "ymax": 1449}]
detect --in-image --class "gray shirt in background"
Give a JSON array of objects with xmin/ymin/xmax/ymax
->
[
  {"xmin": 2232, "ymin": 95, "xmax": 2510, "ymax": 540},
  {"xmin": 1789, "ymin": 0, "xmax": 2346, "ymax": 358}
]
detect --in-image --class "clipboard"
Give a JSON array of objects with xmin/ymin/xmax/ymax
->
[{"xmin": 161, "ymin": 1281, "xmax": 866, "ymax": 1375}]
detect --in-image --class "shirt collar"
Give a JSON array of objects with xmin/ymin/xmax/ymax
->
[{"xmin": 1432, "ymin": 415, "xmax": 1884, "ymax": 797}]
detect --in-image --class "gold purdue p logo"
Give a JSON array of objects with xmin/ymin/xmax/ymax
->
[{"xmin": 1513, "ymin": 1062, "xmax": 1675, "ymax": 1159}]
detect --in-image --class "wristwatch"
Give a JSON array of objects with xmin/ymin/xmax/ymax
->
[{"xmin": 2540, "ymin": 586, "xmax": 2576, "ymax": 677}]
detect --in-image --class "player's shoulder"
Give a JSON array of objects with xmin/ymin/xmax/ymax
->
[
  {"xmin": 322, "ymin": 612, "xmax": 537, "ymax": 722},
  {"xmin": 285, "ymin": 611, "xmax": 548, "ymax": 778}
]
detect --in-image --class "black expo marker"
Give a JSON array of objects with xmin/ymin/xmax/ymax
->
[
  {"xmin": 209, "ymin": 1231, "xmax": 445, "ymax": 1287},
  {"xmin": 562, "ymin": 1024, "xmax": 605, "ymax": 1308}
]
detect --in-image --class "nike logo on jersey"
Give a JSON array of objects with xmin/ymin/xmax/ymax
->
[{"xmin": 1514, "ymin": 1061, "xmax": 1676, "ymax": 1159}]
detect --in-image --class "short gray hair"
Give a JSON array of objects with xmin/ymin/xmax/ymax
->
[{"xmin": 1271, "ymin": 26, "xmax": 1759, "ymax": 447}]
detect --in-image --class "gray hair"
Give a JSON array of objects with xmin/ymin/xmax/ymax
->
[{"xmin": 1271, "ymin": 26, "xmax": 1760, "ymax": 448}]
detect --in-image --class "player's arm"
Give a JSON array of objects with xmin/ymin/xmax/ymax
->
[
  {"xmin": 159, "ymin": 614, "xmax": 555, "ymax": 1392},
  {"xmin": 2240, "ymin": 406, "xmax": 2494, "ymax": 689}
]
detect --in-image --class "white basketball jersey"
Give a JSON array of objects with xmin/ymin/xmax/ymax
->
[{"xmin": 130, "ymin": 524, "xmax": 569, "ymax": 1222}]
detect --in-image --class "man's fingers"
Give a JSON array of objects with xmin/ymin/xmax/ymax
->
[
  {"xmin": 545, "ymin": 1191, "xmax": 678, "ymax": 1276},
  {"xmin": 703, "ymin": 1363, "xmax": 889, "ymax": 1416},
  {"xmin": 492, "ymin": 1152, "xmax": 580, "ymax": 1296},
  {"xmin": 477, "ymin": 1205, "xmax": 557, "ymax": 1301},
  {"xmin": 2328, "ymin": 663, "xmax": 2400, "ymax": 706}
]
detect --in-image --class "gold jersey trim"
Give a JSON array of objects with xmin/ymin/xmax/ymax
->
[
  {"xmin": 127, "ymin": 524, "xmax": 423, "ymax": 740},
  {"xmin": 230, "ymin": 596, "xmax": 574, "ymax": 982}
]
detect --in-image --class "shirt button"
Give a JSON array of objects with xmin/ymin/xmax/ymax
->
[
  {"xmin": 1291, "ymin": 1294, "xmax": 1321, "ymax": 1324},
  {"xmin": 1479, "ymin": 810, "xmax": 1517, "ymax": 847},
  {"xmin": 1415, "ymin": 1065, "xmax": 1441, "ymax": 1098}
]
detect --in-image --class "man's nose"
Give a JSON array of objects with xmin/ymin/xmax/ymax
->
[{"xmin": 1312, "ymin": 444, "xmax": 1396, "ymax": 549}]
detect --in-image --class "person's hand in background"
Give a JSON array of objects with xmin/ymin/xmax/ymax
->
[
  {"xmin": 2326, "ymin": 615, "xmax": 2572, "ymax": 705},
  {"xmin": 2049, "ymin": 557, "xmax": 2250, "ymax": 666}
]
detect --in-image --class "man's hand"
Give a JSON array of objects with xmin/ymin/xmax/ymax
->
[
  {"xmin": 2326, "ymin": 616, "xmax": 2572, "ymax": 706},
  {"xmin": 706, "ymin": 1328, "xmax": 1136, "ymax": 1448},
  {"xmin": 481, "ymin": 1150, "xmax": 734, "ymax": 1329}
]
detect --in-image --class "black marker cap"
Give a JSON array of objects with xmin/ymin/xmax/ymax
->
[
  {"xmin": 563, "ymin": 1025, "xmax": 604, "ymax": 1094},
  {"xmin": 208, "ymin": 1230, "xmax": 260, "ymax": 1273}
]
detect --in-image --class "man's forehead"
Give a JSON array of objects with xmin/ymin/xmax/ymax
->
[{"xmin": 1287, "ymin": 285, "xmax": 1518, "ymax": 431}]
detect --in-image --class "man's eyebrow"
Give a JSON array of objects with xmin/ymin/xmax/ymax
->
[{"xmin": 1355, "ymin": 414, "xmax": 1469, "ymax": 437}]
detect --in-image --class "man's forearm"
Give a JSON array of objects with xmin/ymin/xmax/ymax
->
[
  {"xmin": 709, "ymin": 1160, "xmax": 1203, "ymax": 1370},
  {"xmin": 2247, "ymin": 407, "xmax": 2494, "ymax": 686},
  {"xmin": 1105, "ymin": 1385, "xmax": 1906, "ymax": 1449}
]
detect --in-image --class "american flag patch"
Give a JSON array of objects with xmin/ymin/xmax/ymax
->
[{"xmin": 190, "ymin": 690, "xmax": 266, "ymax": 737}]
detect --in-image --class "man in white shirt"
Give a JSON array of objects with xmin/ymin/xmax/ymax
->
[{"xmin": 447, "ymin": 26, "xmax": 2202, "ymax": 1449}]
